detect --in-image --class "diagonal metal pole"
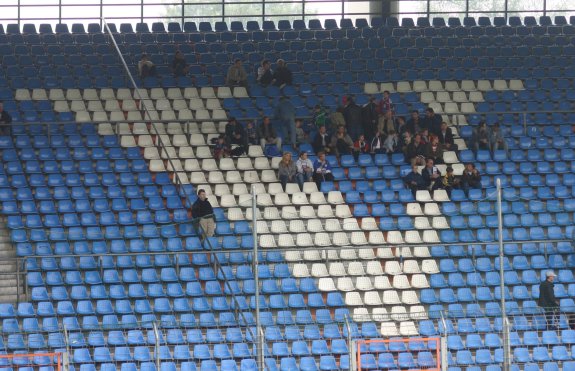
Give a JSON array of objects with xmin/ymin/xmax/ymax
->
[{"xmin": 497, "ymin": 179, "xmax": 510, "ymax": 371}]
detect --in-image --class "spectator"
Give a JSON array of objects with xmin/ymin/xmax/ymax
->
[
  {"xmin": 423, "ymin": 107, "xmax": 443, "ymax": 136},
  {"xmin": 257, "ymin": 59, "xmax": 273, "ymax": 86},
  {"xmin": 362, "ymin": 96, "xmax": 379, "ymax": 140},
  {"xmin": 419, "ymin": 128, "xmax": 430, "ymax": 145},
  {"xmin": 370, "ymin": 131, "xmax": 384, "ymax": 154},
  {"xmin": 438, "ymin": 122, "xmax": 458, "ymax": 151},
  {"xmin": 274, "ymin": 96, "xmax": 297, "ymax": 147},
  {"xmin": 377, "ymin": 90, "xmax": 393, "ymax": 116},
  {"xmin": 422, "ymin": 158, "xmax": 443, "ymax": 193},
  {"xmin": 312, "ymin": 125, "xmax": 331, "ymax": 154},
  {"xmin": 295, "ymin": 119, "xmax": 307, "ymax": 145},
  {"xmin": 378, "ymin": 110, "xmax": 396, "ymax": 137},
  {"xmin": 192, "ymin": 189, "xmax": 215, "ymax": 239},
  {"xmin": 212, "ymin": 134, "xmax": 229, "ymax": 160},
  {"xmin": 460, "ymin": 163, "xmax": 482, "ymax": 194},
  {"xmin": 330, "ymin": 125, "xmax": 354, "ymax": 157},
  {"xmin": 257, "ymin": 116, "xmax": 281, "ymax": 150},
  {"xmin": 403, "ymin": 164, "xmax": 426, "ymax": 197},
  {"xmin": 295, "ymin": 152, "xmax": 314, "ymax": 190},
  {"xmin": 490, "ymin": 122, "xmax": 508, "ymax": 153},
  {"xmin": 424, "ymin": 136, "xmax": 444, "ymax": 164},
  {"xmin": 312, "ymin": 104, "xmax": 328, "ymax": 130},
  {"xmin": 0, "ymin": 101, "xmax": 12, "ymax": 135},
  {"xmin": 396, "ymin": 116, "xmax": 409, "ymax": 140},
  {"xmin": 171, "ymin": 51, "xmax": 189, "ymax": 77},
  {"xmin": 343, "ymin": 96, "xmax": 363, "ymax": 140},
  {"xmin": 354, "ymin": 134, "xmax": 370, "ymax": 155},
  {"xmin": 313, "ymin": 151, "xmax": 334, "ymax": 188},
  {"xmin": 245, "ymin": 121, "xmax": 258, "ymax": 145},
  {"xmin": 330, "ymin": 106, "xmax": 346, "ymax": 132},
  {"xmin": 472, "ymin": 121, "xmax": 491, "ymax": 152},
  {"xmin": 383, "ymin": 129, "xmax": 399, "ymax": 153},
  {"xmin": 406, "ymin": 110, "xmax": 422, "ymax": 134},
  {"xmin": 405, "ymin": 133, "xmax": 426, "ymax": 166},
  {"xmin": 224, "ymin": 117, "xmax": 247, "ymax": 147},
  {"xmin": 442, "ymin": 166, "xmax": 460, "ymax": 197},
  {"xmin": 138, "ymin": 54, "xmax": 156, "ymax": 78},
  {"xmin": 278, "ymin": 152, "xmax": 297, "ymax": 191},
  {"xmin": 272, "ymin": 59, "xmax": 292, "ymax": 87},
  {"xmin": 539, "ymin": 271, "xmax": 559, "ymax": 329},
  {"xmin": 226, "ymin": 59, "xmax": 248, "ymax": 87}
]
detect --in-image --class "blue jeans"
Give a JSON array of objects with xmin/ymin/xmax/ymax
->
[
  {"xmin": 296, "ymin": 172, "xmax": 312, "ymax": 191},
  {"xmin": 278, "ymin": 116, "xmax": 296, "ymax": 146}
]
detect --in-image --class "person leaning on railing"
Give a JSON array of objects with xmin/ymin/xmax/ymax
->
[{"xmin": 191, "ymin": 189, "xmax": 215, "ymax": 239}]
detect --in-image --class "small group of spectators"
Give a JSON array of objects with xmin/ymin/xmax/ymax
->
[
  {"xmin": 138, "ymin": 52, "xmax": 190, "ymax": 78},
  {"xmin": 470, "ymin": 121, "xmax": 509, "ymax": 153},
  {"xmin": 278, "ymin": 151, "xmax": 334, "ymax": 191},
  {"xmin": 403, "ymin": 161, "xmax": 481, "ymax": 197},
  {"xmin": 225, "ymin": 58, "xmax": 293, "ymax": 88}
]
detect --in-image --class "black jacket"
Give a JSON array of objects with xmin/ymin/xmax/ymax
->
[
  {"xmin": 312, "ymin": 132, "xmax": 330, "ymax": 152},
  {"xmin": 273, "ymin": 67, "xmax": 292, "ymax": 86},
  {"xmin": 192, "ymin": 198, "xmax": 214, "ymax": 219},
  {"xmin": 0, "ymin": 111, "xmax": 12, "ymax": 124},
  {"xmin": 438, "ymin": 128, "xmax": 455, "ymax": 146},
  {"xmin": 538, "ymin": 280, "xmax": 558, "ymax": 308}
]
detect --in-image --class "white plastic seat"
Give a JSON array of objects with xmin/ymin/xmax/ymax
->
[
  {"xmin": 126, "ymin": 111, "xmax": 143, "ymax": 120},
  {"xmin": 184, "ymin": 159, "xmax": 200, "ymax": 171},
  {"xmin": 280, "ymin": 206, "xmax": 299, "ymax": 220},
  {"xmin": 366, "ymin": 261, "xmax": 384, "ymax": 276},
  {"xmin": 189, "ymin": 172, "xmax": 207, "ymax": 184},
  {"xmin": 364, "ymin": 291, "xmax": 382, "ymax": 306},
  {"xmin": 299, "ymin": 206, "xmax": 316, "ymax": 219},
  {"xmin": 195, "ymin": 146, "xmax": 213, "ymax": 159},
  {"xmin": 356, "ymin": 277, "xmax": 374, "ymax": 291},
  {"xmin": 70, "ymin": 100, "xmax": 87, "ymax": 112},
  {"xmin": 452, "ymin": 91, "xmax": 468, "ymax": 102},
  {"xmin": 443, "ymin": 102, "xmax": 458, "ymax": 114},
  {"xmin": 412, "ymin": 80, "xmax": 427, "ymax": 92},
  {"xmin": 237, "ymin": 158, "xmax": 253, "ymax": 170},
  {"xmin": 423, "ymin": 203, "xmax": 441, "ymax": 216},
  {"xmin": 166, "ymin": 87, "xmax": 183, "ymax": 100},
  {"xmin": 292, "ymin": 264, "xmax": 310, "ymax": 278},
  {"xmin": 347, "ymin": 262, "xmax": 365, "ymax": 276},
  {"xmin": 200, "ymin": 87, "xmax": 216, "ymax": 98},
  {"xmin": 87, "ymin": 100, "xmax": 104, "ymax": 112},
  {"xmin": 296, "ymin": 233, "xmax": 313, "ymax": 247},
  {"xmin": 493, "ymin": 79, "xmax": 508, "ymax": 91},
  {"xmin": 311, "ymin": 263, "xmax": 329, "ymax": 278},
  {"xmin": 288, "ymin": 220, "xmax": 306, "ymax": 233},
  {"xmin": 404, "ymin": 230, "xmax": 422, "ymax": 244},
  {"xmin": 183, "ymin": 87, "xmax": 199, "ymax": 99},
  {"xmin": 477, "ymin": 80, "xmax": 493, "ymax": 91},
  {"xmin": 390, "ymin": 306, "xmax": 408, "ymax": 322},
  {"xmin": 371, "ymin": 308, "xmax": 389, "ymax": 322},
  {"xmin": 155, "ymin": 99, "xmax": 172, "ymax": 111},
  {"xmin": 421, "ymin": 259, "xmax": 439, "ymax": 274},
  {"xmin": 253, "ymin": 192, "xmax": 272, "ymax": 206},
  {"xmin": 396, "ymin": 246, "xmax": 413, "ymax": 258},
  {"xmin": 310, "ymin": 192, "xmax": 327, "ymax": 205},
  {"xmin": 259, "ymin": 235, "xmax": 276, "ymax": 248},
  {"xmin": 379, "ymin": 82, "xmax": 395, "ymax": 92},
  {"xmin": 259, "ymin": 207, "xmax": 277, "ymax": 220},
  {"xmin": 420, "ymin": 92, "xmax": 435, "ymax": 104},
  {"xmin": 369, "ymin": 232, "xmax": 386, "ymax": 245},
  {"xmin": 189, "ymin": 134, "xmax": 206, "ymax": 146},
  {"xmin": 232, "ymin": 87, "xmax": 248, "ymax": 97},
  {"xmin": 414, "ymin": 217, "xmax": 431, "ymax": 230},
  {"xmin": 380, "ymin": 322, "xmax": 399, "ymax": 337},
  {"xmin": 376, "ymin": 247, "xmax": 393, "ymax": 259},
  {"xmin": 270, "ymin": 220, "xmax": 288, "ymax": 234},
  {"xmin": 436, "ymin": 91, "xmax": 452, "ymax": 102},
  {"xmin": 399, "ymin": 322, "xmax": 419, "ymax": 336},
  {"xmin": 149, "ymin": 160, "xmax": 166, "ymax": 172},
  {"xmin": 461, "ymin": 80, "xmax": 476, "ymax": 91},
  {"xmin": 318, "ymin": 277, "xmax": 337, "ymax": 292},
  {"xmin": 444, "ymin": 81, "xmax": 460, "ymax": 91},
  {"xmin": 432, "ymin": 216, "xmax": 449, "ymax": 229},
  {"xmin": 422, "ymin": 230, "xmax": 440, "ymax": 243},
  {"xmin": 98, "ymin": 123, "xmax": 114, "ymax": 135},
  {"xmin": 227, "ymin": 208, "xmax": 244, "ymax": 221},
  {"xmin": 216, "ymin": 86, "xmax": 232, "ymax": 98},
  {"xmin": 178, "ymin": 110, "xmax": 193, "ymax": 120},
  {"xmin": 149, "ymin": 88, "xmax": 165, "ymax": 99},
  {"xmin": 143, "ymin": 147, "xmax": 160, "ymax": 160},
  {"xmin": 403, "ymin": 260, "xmax": 421, "ymax": 274},
  {"xmin": 360, "ymin": 217, "xmax": 378, "ymax": 231},
  {"xmin": 460, "ymin": 102, "xmax": 476, "ymax": 113},
  {"xmin": 509, "ymin": 80, "xmax": 524, "ymax": 90},
  {"xmin": 248, "ymin": 145, "xmax": 264, "ymax": 157},
  {"xmin": 382, "ymin": 290, "xmax": 401, "ymax": 305},
  {"xmin": 242, "ymin": 171, "xmax": 260, "ymax": 184},
  {"xmin": 200, "ymin": 159, "xmax": 218, "ymax": 171},
  {"xmin": 468, "ymin": 91, "xmax": 484, "ymax": 102},
  {"xmin": 384, "ymin": 261, "xmax": 402, "ymax": 276},
  {"xmin": 284, "ymin": 183, "xmax": 300, "ymax": 194},
  {"xmin": 75, "ymin": 111, "xmax": 91, "ymax": 122},
  {"xmin": 208, "ymin": 171, "xmax": 225, "ymax": 184},
  {"xmin": 254, "ymin": 157, "xmax": 270, "ymax": 170},
  {"xmin": 302, "ymin": 182, "xmax": 318, "ymax": 194},
  {"xmin": 392, "ymin": 276, "xmax": 411, "ymax": 292},
  {"xmin": 327, "ymin": 191, "xmax": 344, "ymax": 204},
  {"xmin": 428, "ymin": 80, "xmax": 444, "ymax": 91},
  {"xmin": 328, "ymin": 262, "xmax": 346, "ymax": 277},
  {"xmin": 285, "ymin": 250, "xmax": 301, "ymax": 262},
  {"xmin": 306, "ymin": 219, "xmax": 324, "ymax": 233},
  {"xmin": 353, "ymin": 308, "xmax": 370, "ymax": 322},
  {"xmin": 205, "ymin": 99, "xmax": 222, "ymax": 110},
  {"xmin": 260, "ymin": 170, "xmax": 278, "ymax": 183},
  {"xmin": 410, "ymin": 306, "xmax": 428, "ymax": 320},
  {"xmin": 415, "ymin": 190, "xmax": 432, "ymax": 202},
  {"xmin": 406, "ymin": 203, "xmax": 424, "ymax": 216},
  {"xmin": 314, "ymin": 233, "xmax": 331, "ymax": 247},
  {"xmin": 328, "ymin": 232, "xmax": 346, "ymax": 246},
  {"xmin": 53, "ymin": 101, "xmax": 70, "ymax": 112},
  {"xmin": 343, "ymin": 219, "xmax": 360, "ymax": 232},
  {"xmin": 364, "ymin": 83, "xmax": 379, "ymax": 94},
  {"xmin": 49, "ymin": 89, "xmax": 65, "ymax": 101},
  {"xmin": 443, "ymin": 151, "xmax": 458, "ymax": 164},
  {"xmin": 172, "ymin": 134, "xmax": 188, "ymax": 148},
  {"xmin": 325, "ymin": 219, "xmax": 342, "ymax": 232},
  {"xmin": 386, "ymin": 231, "xmax": 404, "ymax": 244},
  {"xmin": 15, "ymin": 89, "xmax": 32, "ymax": 100},
  {"xmin": 166, "ymin": 159, "xmax": 183, "ymax": 172},
  {"xmin": 350, "ymin": 232, "xmax": 368, "ymax": 246},
  {"xmin": 109, "ymin": 111, "xmax": 125, "ymax": 122},
  {"xmin": 396, "ymin": 81, "xmax": 411, "ymax": 92},
  {"xmin": 219, "ymin": 195, "xmax": 237, "ymax": 208},
  {"xmin": 136, "ymin": 135, "xmax": 153, "ymax": 148},
  {"xmin": 358, "ymin": 248, "xmax": 375, "ymax": 260},
  {"xmin": 172, "ymin": 99, "xmax": 188, "ymax": 111},
  {"xmin": 373, "ymin": 276, "xmax": 392, "ymax": 290},
  {"xmin": 411, "ymin": 274, "xmax": 430, "ymax": 289},
  {"xmin": 345, "ymin": 292, "xmax": 363, "ymax": 306},
  {"xmin": 334, "ymin": 205, "xmax": 352, "ymax": 219},
  {"xmin": 413, "ymin": 246, "xmax": 431, "ymax": 258},
  {"xmin": 278, "ymin": 234, "xmax": 295, "ymax": 248}
]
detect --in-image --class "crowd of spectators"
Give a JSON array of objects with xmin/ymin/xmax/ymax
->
[{"xmin": 404, "ymin": 161, "xmax": 482, "ymax": 197}]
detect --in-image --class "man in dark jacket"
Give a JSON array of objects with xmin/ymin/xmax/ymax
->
[
  {"xmin": 362, "ymin": 96, "xmax": 379, "ymax": 141},
  {"xmin": 461, "ymin": 163, "xmax": 481, "ymax": 194},
  {"xmin": 421, "ymin": 158, "xmax": 443, "ymax": 193},
  {"xmin": 0, "ymin": 102, "xmax": 12, "ymax": 135},
  {"xmin": 343, "ymin": 96, "xmax": 363, "ymax": 141},
  {"xmin": 191, "ymin": 189, "xmax": 215, "ymax": 239},
  {"xmin": 257, "ymin": 116, "xmax": 281, "ymax": 150},
  {"xmin": 438, "ymin": 122, "xmax": 458, "ymax": 151},
  {"xmin": 403, "ymin": 164, "xmax": 427, "ymax": 197},
  {"xmin": 272, "ymin": 59, "xmax": 292, "ymax": 87},
  {"xmin": 312, "ymin": 125, "xmax": 331, "ymax": 154},
  {"xmin": 423, "ymin": 107, "xmax": 443, "ymax": 137},
  {"xmin": 224, "ymin": 117, "xmax": 247, "ymax": 147},
  {"xmin": 539, "ymin": 271, "xmax": 559, "ymax": 329}
]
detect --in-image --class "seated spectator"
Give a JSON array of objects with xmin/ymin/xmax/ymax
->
[
  {"xmin": 312, "ymin": 126, "xmax": 331, "ymax": 154},
  {"xmin": 403, "ymin": 164, "xmax": 427, "ymax": 197},
  {"xmin": 378, "ymin": 110, "xmax": 395, "ymax": 137},
  {"xmin": 226, "ymin": 59, "xmax": 248, "ymax": 87},
  {"xmin": 396, "ymin": 116, "xmax": 410, "ymax": 139},
  {"xmin": 472, "ymin": 121, "xmax": 491, "ymax": 152},
  {"xmin": 438, "ymin": 122, "xmax": 458, "ymax": 151},
  {"xmin": 278, "ymin": 152, "xmax": 297, "ymax": 191},
  {"xmin": 295, "ymin": 119, "xmax": 307, "ymax": 146},
  {"xmin": 257, "ymin": 59, "xmax": 273, "ymax": 86},
  {"xmin": 272, "ymin": 59, "xmax": 292, "ymax": 87},
  {"xmin": 225, "ymin": 117, "xmax": 247, "ymax": 148},
  {"xmin": 313, "ymin": 151, "xmax": 334, "ymax": 188},
  {"xmin": 171, "ymin": 51, "xmax": 189, "ymax": 77},
  {"xmin": 312, "ymin": 105, "xmax": 328, "ymax": 130},
  {"xmin": 419, "ymin": 128, "xmax": 430, "ymax": 144},
  {"xmin": 330, "ymin": 125, "xmax": 354, "ymax": 157},
  {"xmin": 212, "ymin": 134, "xmax": 229, "ymax": 160},
  {"xmin": 424, "ymin": 136, "xmax": 444, "ymax": 164},
  {"xmin": 442, "ymin": 166, "xmax": 460, "ymax": 197},
  {"xmin": 245, "ymin": 121, "xmax": 258, "ymax": 145},
  {"xmin": 138, "ymin": 54, "xmax": 156, "ymax": 78},
  {"xmin": 405, "ymin": 133, "xmax": 426, "ymax": 166},
  {"xmin": 0, "ymin": 101, "xmax": 12, "ymax": 135},
  {"xmin": 461, "ymin": 163, "xmax": 482, "ymax": 194},
  {"xmin": 406, "ymin": 110, "xmax": 422, "ymax": 134},
  {"xmin": 384, "ymin": 129, "xmax": 400, "ymax": 153},
  {"xmin": 354, "ymin": 134, "xmax": 370, "ymax": 155},
  {"xmin": 377, "ymin": 90, "xmax": 393, "ymax": 116},
  {"xmin": 329, "ymin": 106, "xmax": 346, "ymax": 132},
  {"xmin": 257, "ymin": 116, "xmax": 281, "ymax": 150},
  {"xmin": 295, "ymin": 152, "xmax": 314, "ymax": 190},
  {"xmin": 422, "ymin": 158, "xmax": 443, "ymax": 193},
  {"xmin": 370, "ymin": 131, "xmax": 384, "ymax": 154},
  {"xmin": 490, "ymin": 122, "xmax": 508, "ymax": 153}
]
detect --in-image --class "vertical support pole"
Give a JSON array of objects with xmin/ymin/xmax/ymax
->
[
  {"xmin": 497, "ymin": 178, "xmax": 510, "ymax": 371},
  {"xmin": 252, "ymin": 185, "xmax": 264, "ymax": 371},
  {"xmin": 440, "ymin": 337, "xmax": 448, "ymax": 371},
  {"xmin": 344, "ymin": 315, "xmax": 355, "ymax": 371},
  {"xmin": 523, "ymin": 112, "xmax": 527, "ymax": 136},
  {"xmin": 63, "ymin": 325, "xmax": 70, "ymax": 359},
  {"xmin": 153, "ymin": 321, "xmax": 161, "ymax": 371}
]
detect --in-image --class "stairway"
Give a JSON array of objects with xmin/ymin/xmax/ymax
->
[{"xmin": 0, "ymin": 217, "xmax": 26, "ymax": 304}]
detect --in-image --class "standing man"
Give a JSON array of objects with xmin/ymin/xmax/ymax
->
[
  {"xmin": 0, "ymin": 102, "xmax": 12, "ymax": 135},
  {"xmin": 274, "ymin": 97, "xmax": 296, "ymax": 148},
  {"xmin": 423, "ymin": 107, "xmax": 443, "ymax": 137},
  {"xmin": 192, "ymin": 189, "xmax": 215, "ymax": 239},
  {"xmin": 362, "ymin": 96, "xmax": 379, "ymax": 141},
  {"xmin": 171, "ymin": 51, "xmax": 190, "ymax": 77},
  {"xmin": 539, "ymin": 271, "xmax": 560, "ymax": 329},
  {"xmin": 226, "ymin": 59, "xmax": 248, "ymax": 87},
  {"xmin": 258, "ymin": 116, "xmax": 282, "ymax": 150},
  {"xmin": 343, "ymin": 96, "xmax": 363, "ymax": 140}
]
